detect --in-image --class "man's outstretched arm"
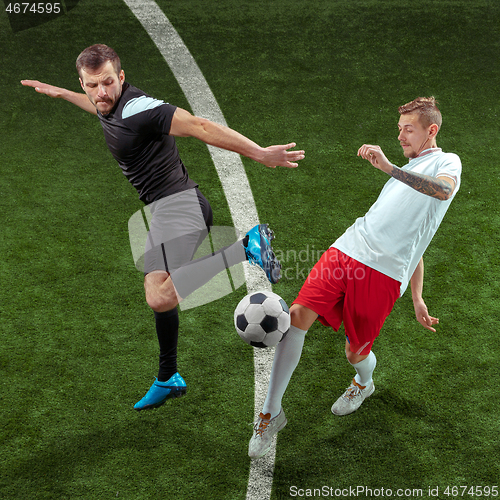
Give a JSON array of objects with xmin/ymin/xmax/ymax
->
[
  {"xmin": 169, "ymin": 107, "xmax": 305, "ymax": 168},
  {"xmin": 384, "ymin": 166, "xmax": 454, "ymax": 201},
  {"xmin": 357, "ymin": 144, "xmax": 456, "ymax": 201},
  {"xmin": 21, "ymin": 80, "xmax": 97, "ymax": 116}
]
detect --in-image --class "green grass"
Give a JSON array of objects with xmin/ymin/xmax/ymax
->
[{"xmin": 1, "ymin": 0, "xmax": 500, "ymax": 498}]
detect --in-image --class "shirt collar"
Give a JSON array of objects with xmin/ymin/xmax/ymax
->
[{"xmin": 415, "ymin": 147, "xmax": 441, "ymax": 158}]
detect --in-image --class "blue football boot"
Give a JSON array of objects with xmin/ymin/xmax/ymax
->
[
  {"xmin": 134, "ymin": 372, "xmax": 187, "ymax": 411},
  {"xmin": 243, "ymin": 224, "xmax": 282, "ymax": 284}
]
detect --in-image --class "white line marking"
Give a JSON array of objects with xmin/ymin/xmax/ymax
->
[{"xmin": 122, "ymin": 1, "xmax": 278, "ymax": 498}]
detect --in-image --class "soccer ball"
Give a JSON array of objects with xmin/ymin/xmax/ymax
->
[{"xmin": 234, "ymin": 291, "xmax": 290, "ymax": 348}]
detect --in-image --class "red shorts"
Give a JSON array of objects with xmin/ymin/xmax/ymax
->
[{"xmin": 293, "ymin": 248, "xmax": 400, "ymax": 355}]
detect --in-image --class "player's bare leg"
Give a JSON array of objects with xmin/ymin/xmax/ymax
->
[{"xmin": 144, "ymin": 270, "xmax": 182, "ymax": 312}]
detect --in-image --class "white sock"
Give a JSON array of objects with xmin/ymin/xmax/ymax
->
[
  {"xmin": 351, "ymin": 351, "xmax": 377, "ymax": 387},
  {"xmin": 262, "ymin": 325, "xmax": 307, "ymax": 418}
]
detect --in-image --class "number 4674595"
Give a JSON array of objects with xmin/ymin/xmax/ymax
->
[{"xmin": 6, "ymin": 3, "xmax": 62, "ymax": 14}]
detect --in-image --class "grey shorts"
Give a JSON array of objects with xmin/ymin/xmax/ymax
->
[{"xmin": 130, "ymin": 188, "xmax": 213, "ymax": 275}]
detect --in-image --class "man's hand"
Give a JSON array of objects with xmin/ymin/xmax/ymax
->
[
  {"xmin": 357, "ymin": 144, "xmax": 393, "ymax": 173},
  {"xmin": 21, "ymin": 80, "xmax": 97, "ymax": 115},
  {"xmin": 413, "ymin": 297, "xmax": 439, "ymax": 332},
  {"xmin": 258, "ymin": 143, "xmax": 305, "ymax": 168},
  {"xmin": 21, "ymin": 80, "xmax": 65, "ymax": 98}
]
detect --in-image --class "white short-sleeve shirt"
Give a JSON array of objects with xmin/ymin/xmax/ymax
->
[{"xmin": 333, "ymin": 148, "xmax": 461, "ymax": 296}]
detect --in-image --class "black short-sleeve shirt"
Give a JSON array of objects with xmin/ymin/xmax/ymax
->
[{"xmin": 97, "ymin": 82, "xmax": 197, "ymax": 204}]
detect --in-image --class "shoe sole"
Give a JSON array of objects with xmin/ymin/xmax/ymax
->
[
  {"xmin": 134, "ymin": 387, "xmax": 187, "ymax": 411},
  {"xmin": 258, "ymin": 224, "xmax": 282, "ymax": 284},
  {"xmin": 259, "ymin": 223, "xmax": 275, "ymax": 242}
]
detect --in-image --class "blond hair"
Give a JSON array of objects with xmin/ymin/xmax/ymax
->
[{"xmin": 399, "ymin": 96, "xmax": 442, "ymax": 130}]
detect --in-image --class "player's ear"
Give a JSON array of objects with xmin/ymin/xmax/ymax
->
[
  {"xmin": 119, "ymin": 70, "xmax": 125, "ymax": 85},
  {"xmin": 79, "ymin": 77, "xmax": 84, "ymax": 91},
  {"xmin": 429, "ymin": 123, "xmax": 439, "ymax": 138}
]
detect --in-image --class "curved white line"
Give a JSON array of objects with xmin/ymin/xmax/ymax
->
[{"xmin": 122, "ymin": 1, "xmax": 278, "ymax": 498}]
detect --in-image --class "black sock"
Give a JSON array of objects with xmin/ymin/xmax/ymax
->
[{"xmin": 154, "ymin": 308, "xmax": 179, "ymax": 382}]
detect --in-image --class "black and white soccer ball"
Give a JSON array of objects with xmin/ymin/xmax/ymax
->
[{"xmin": 234, "ymin": 291, "xmax": 290, "ymax": 348}]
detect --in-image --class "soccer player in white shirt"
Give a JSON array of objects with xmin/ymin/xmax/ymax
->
[{"xmin": 249, "ymin": 97, "xmax": 462, "ymax": 459}]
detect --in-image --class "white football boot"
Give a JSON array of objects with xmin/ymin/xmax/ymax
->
[
  {"xmin": 331, "ymin": 378, "xmax": 375, "ymax": 416},
  {"xmin": 248, "ymin": 409, "xmax": 287, "ymax": 459}
]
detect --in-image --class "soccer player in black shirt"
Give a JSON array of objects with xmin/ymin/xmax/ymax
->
[{"xmin": 22, "ymin": 44, "xmax": 304, "ymax": 410}]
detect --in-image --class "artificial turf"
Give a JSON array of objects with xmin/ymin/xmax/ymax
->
[{"xmin": 1, "ymin": 0, "xmax": 499, "ymax": 498}]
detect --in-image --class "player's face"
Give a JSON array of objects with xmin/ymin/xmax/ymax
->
[
  {"xmin": 80, "ymin": 61, "xmax": 125, "ymax": 115},
  {"xmin": 397, "ymin": 113, "xmax": 433, "ymax": 159}
]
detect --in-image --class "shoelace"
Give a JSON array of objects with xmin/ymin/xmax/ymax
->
[
  {"xmin": 344, "ymin": 384, "xmax": 362, "ymax": 401},
  {"xmin": 252, "ymin": 414, "xmax": 271, "ymax": 437},
  {"xmin": 246, "ymin": 251, "xmax": 258, "ymax": 266}
]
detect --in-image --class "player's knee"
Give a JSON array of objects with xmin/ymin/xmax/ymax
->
[
  {"xmin": 145, "ymin": 286, "xmax": 177, "ymax": 312},
  {"xmin": 144, "ymin": 272, "xmax": 178, "ymax": 312},
  {"xmin": 146, "ymin": 293, "xmax": 177, "ymax": 313},
  {"xmin": 345, "ymin": 349, "xmax": 357, "ymax": 364},
  {"xmin": 290, "ymin": 303, "xmax": 318, "ymax": 331},
  {"xmin": 345, "ymin": 345, "xmax": 368, "ymax": 365},
  {"xmin": 145, "ymin": 290, "xmax": 159, "ymax": 311}
]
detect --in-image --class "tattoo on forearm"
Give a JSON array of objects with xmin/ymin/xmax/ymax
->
[{"xmin": 389, "ymin": 166, "xmax": 452, "ymax": 200}]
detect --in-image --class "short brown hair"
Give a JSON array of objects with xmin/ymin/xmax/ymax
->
[
  {"xmin": 399, "ymin": 96, "xmax": 442, "ymax": 130},
  {"xmin": 76, "ymin": 44, "xmax": 121, "ymax": 79}
]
